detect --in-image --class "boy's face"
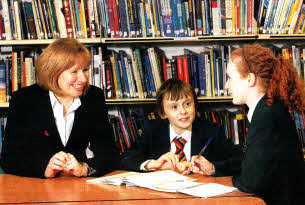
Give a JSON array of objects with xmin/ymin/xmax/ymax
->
[{"xmin": 162, "ymin": 94, "xmax": 196, "ymax": 135}]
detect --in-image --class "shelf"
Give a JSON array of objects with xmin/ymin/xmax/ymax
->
[
  {"xmin": 2, "ymin": 35, "xmax": 305, "ymax": 46},
  {"xmin": 0, "ymin": 38, "xmax": 102, "ymax": 46},
  {"xmin": 0, "ymin": 103, "xmax": 9, "ymax": 108},
  {"xmin": 105, "ymin": 96, "xmax": 232, "ymax": 105},
  {"xmin": 257, "ymin": 34, "xmax": 305, "ymax": 40},
  {"xmin": 197, "ymin": 34, "xmax": 257, "ymax": 41}
]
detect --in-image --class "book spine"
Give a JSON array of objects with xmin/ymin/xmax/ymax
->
[{"xmin": 0, "ymin": 63, "xmax": 6, "ymax": 103}]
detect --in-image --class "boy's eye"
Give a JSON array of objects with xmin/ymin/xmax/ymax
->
[{"xmin": 171, "ymin": 105, "xmax": 177, "ymax": 110}]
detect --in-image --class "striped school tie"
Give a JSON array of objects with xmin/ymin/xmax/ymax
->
[{"xmin": 173, "ymin": 137, "xmax": 187, "ymax": 162}]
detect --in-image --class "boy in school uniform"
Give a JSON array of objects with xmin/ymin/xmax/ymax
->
[{"xmin": 121, "ymin": 78, "xmax": 243, "ymax": 176}]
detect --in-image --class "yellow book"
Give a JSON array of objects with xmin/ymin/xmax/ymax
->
[
  {"xmin": 210, "ymin": 49, "xmax": 215, "ymax": 97},
  {"xmin": 232, "ymin": 0, "xmax": 236, "ymax": 35},
  {"xmin": 284, "ymin": 0, "xmax": 297, "ymax": 34},
  {"xmin": 110, "ymin": 56, "xmax": 119, "ymax": 98},
  {"xmin": 80, "ymin": 0, "xmax": 87, "ymax": 38},
  {"xmin": 151, "ymin": 0, "xmax": 160, "ymax": 37}
]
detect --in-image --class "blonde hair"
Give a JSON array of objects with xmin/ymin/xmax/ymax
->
[{"xmin": 35, "ymin": 38, "xmax": 91, "ymax": 95}]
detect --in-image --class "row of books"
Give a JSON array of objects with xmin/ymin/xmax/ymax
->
[
  {"xmin": 0, "ymin": 0, "xmax": 103, "ymax": 40},
  {"xmin": 0, "ymin": 45, "xmax": 105, "ymax": 102},
  {"xmin": 201, "ymin": 107, "xmax": 247, "ymax": 148},
  {"xmin": 103, "ymin": 45, "xmax": 231, "ymax": 99},
  {"xmin": 108, "ymin": 106, "xmax": 247, "ymax": 153},
  {"xmin": 257, "ymin": 0, "xmax": 305, "ymax": 34},
  {"xmin": 0, "ymin": 0, "xmax": 259, "ymax": 40},
  {"xmin": 2, "ymin": 43, "xmax": 305, "ymax": 102},
  {"xmin": 108, "ymin": 107, "xmax": 146, "ymax": 153}
]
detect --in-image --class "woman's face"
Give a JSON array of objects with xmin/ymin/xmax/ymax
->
[{"xmin": 57, "ymin": 61, "xmax": 89, "ymax": 99}]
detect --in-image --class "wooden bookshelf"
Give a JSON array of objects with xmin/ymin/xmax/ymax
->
[
  {"xmin": 0, "ymin": 103, "xmax": 9, "ymax": 108},
  {"xmin": 105, "ymin": 96, "xmax": 233, "ymax": 105}
]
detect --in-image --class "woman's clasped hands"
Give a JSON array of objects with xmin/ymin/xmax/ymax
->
[{"xmin": 44, "ymin": 151, "xmax": 87, "ymax": 178}]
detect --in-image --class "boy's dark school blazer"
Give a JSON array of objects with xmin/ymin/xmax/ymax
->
[
  {"xmin": 233, "ymin": 95, "xmax": 305, "ymax": 205},
  {"xmin": 121, "ymin": 117, "xmax": 243, "ymax": 176},
  {"xmin": 0, "ymin": 84, "xmax": 120, "ymax": 178}
]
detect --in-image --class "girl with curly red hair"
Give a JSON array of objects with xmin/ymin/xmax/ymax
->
[{"xmin": 225, "ymin": 44, "xmax": 305, "ymax": 205}]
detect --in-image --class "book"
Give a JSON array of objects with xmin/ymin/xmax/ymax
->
[
  {"xmin": 87, "ymin": 170, "xmax": 237, "ymax": 197},
  {"xmin": 0, "ymin": 61, "xmax": 6, "ymax": 103}
]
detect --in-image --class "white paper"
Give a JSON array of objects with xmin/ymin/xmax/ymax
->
[{"xmin": 178, "ymin": 183, "xmax": 238, "ymax": 198}]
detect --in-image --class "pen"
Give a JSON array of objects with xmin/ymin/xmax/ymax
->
[
  {"xmin": 196, "ymin": 136, "xmax": 214, "ymax": 158},
  {"xmin": 186, "ymin": 136, "xmax": 214, "ymax": 175}
]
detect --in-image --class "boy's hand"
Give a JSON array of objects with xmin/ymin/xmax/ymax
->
[
  {"xmin": 188, "ymin": 155, "xmax": 215, "ymax": 176},
  {"xmin": 145, "ymin": 152, "xmax": 179, "ymax": 170},
  {"xmin": 176, "ymin": 161, "xmax": 191, "ymax": 173}
]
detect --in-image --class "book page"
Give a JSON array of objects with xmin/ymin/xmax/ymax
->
[
  {"xmin": 87, "ymin": 172, "xmax": 139, "ymax": 185},
  {"xmin": 177, "ymin": 183, "xmax": 238, "ymax": 198},
  {"xmin": 123, "ymin": 170, "xmax": 193, "ymax": 187}
]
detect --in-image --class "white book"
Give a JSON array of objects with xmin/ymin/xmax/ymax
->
[{"xmin": 54, "ymin": 0, "xmax": 67, "ymax": 38}]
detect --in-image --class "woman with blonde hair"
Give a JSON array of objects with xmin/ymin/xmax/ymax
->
[{"xmin": 0, "ymin": 38, "xmax": 120, "ymax": 178}]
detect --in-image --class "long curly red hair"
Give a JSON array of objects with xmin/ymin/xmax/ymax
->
[{"xmin": 230, "ymin": 44, "xmax": 305, "ymax": 114}]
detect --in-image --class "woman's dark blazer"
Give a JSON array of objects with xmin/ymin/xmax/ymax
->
[
  {"xmin": 121, "ymin": 117, "xmax": 243, "ymax": 176},
  {"xmin": 0, "ymin": 84, "xmax": 120, "ymax": 178},
  {"xmin": 233, "ymin": 95, "xmax": 305, "ymax": 205}
]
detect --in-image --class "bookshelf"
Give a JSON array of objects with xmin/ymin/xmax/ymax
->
[{"xmin": 0, "ymin": 0, "xmax": 305, "ymax": 155}]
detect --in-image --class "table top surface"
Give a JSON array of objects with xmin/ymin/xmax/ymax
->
[{"xmin": 0, "ymin": 171, "xmax": 266, "ymax": 205}]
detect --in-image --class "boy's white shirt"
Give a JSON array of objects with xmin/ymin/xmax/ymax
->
[{"xmin": 140, "ymin": 124, "xmax": 192, "ymax": 171}]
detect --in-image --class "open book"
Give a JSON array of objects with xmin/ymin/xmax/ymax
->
[{"xmin": 87, "ymin": 170, "xmax": 238, "ymax": 198}]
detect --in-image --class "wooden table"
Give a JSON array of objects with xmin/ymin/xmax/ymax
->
[{"xmin": 0, "ymin": 171, "xmax": 266, "ymax": 205}]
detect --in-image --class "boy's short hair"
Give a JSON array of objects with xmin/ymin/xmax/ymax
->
[
  {"xmin": 35, "ymin": 38, "xmax": 91, "ymax": 95},
  {"xmin": 156, "ymin": 78, "xmax": 197, "ymax": 117}
]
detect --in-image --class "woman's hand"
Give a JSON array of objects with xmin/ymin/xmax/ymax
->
[
  {"xmin": 44, "ymin": 151, "xmax": 69, "ymax": 178},
  {"xmin": 63, "ymin": 153, "xmax": 87, "ymax": 177}
]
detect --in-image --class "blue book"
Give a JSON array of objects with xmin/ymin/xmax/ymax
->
[
  {"xmin": 176, "ymin": 0, "xmax": 184, "ymax": 36},
  {"xmin": 112, "ymin": 51, "xmax": 123, "ymax": 98},
  {"xmin": 197, "ymin": 55, "xmax": 206, "ymax": 96},
  {"xmin": 204, "ymin": 0, "xmax": 211, "ymax": 35},
  {"xmin": 171, "ymin": 0, "xmax": 179, "ymax": 36},
  {"xmin": 144, "ymin": 50, "xmax": 156, "ymax": 97},
  {"xmin": 192, "ymin": 55, "xmax": 198, "ymax": 95},
  {"xmin": 143, "ymin": 0, "xmax": 152, "ymax": 36},
  {"xmin": 119, "ymin": 51, "xmax": 130, "ymax": 98},
  {"xmin": 74, "ymin": 0, "xmax": 82, "ymax": 38},
  {"xmin": 118, "ymin": 0, "xmax": 129, "ymax": 37}
]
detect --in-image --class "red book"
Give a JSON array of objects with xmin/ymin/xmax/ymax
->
[
  {"xmin": 126, "ymin": 117, "xmax": 136, "ymax": 143},
  {"xmin": 162, "ymin": 57, "xmax": 168, "ymax": 81},
  {"xmin": 236, "ymin": 0, "xmax": 240, "ymax": 35},
  {"xmin": 62, "ymin": 0, "xmax": 74, "ymax": 38},
  {"xmin": 247, "ymin": 0, "xmax": 252, "ymax": 34},
  {"xmin": 182, "ymin": 57, "xmax": 189, "ymax": 83},
  {"xmin": 22, "ymin": 61, "xmax": 27, "ymax": 88},
  {"xmin": 176, "ymin": 57, "xmax": 183, "ymax": 81}
]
